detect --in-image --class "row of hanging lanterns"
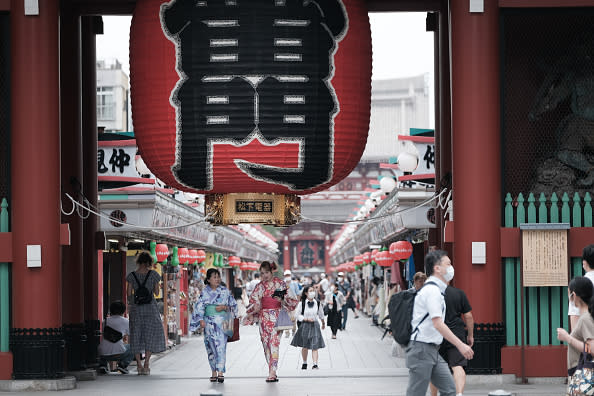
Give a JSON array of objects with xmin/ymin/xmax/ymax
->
[
  {"xmin": 151, "ymin": 241, "xmax": 206, "ymax": 266},
  {"xmin": 333, "ymin": 241, "xmax": 414, "ymax": 272}
]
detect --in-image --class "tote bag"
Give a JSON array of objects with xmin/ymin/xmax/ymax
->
[
  {"xmin": 568, "ymin": 343, "xmax": 594, "ymax": 396},
  {"xmin": 275, "ymin": 309, "xmax": 294, "ymax": 331},
  {"xmin": 228, "ymin": 318, "xmax": 240, "ymax": 342}
]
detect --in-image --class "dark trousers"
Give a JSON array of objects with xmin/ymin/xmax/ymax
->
[{"xmin": 341, "ymin": 304, "xmax": 349, "ymax": 329}]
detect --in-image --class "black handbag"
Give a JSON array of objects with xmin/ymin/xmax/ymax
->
[{"xmin": 103, "ymin": 325, "xmax": 123, "ymax": 343}]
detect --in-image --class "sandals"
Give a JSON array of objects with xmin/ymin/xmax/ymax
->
[
  {"xmin": 217, "ymin": 375, "xmax": 225, "ymax": 383},
  {"xmin": 265, "ymin": 376, "xmax": 278, "ymax": 383},
  {"xmin": 209, "ymin": 376, "xmax": 217, "ymax": 382}
]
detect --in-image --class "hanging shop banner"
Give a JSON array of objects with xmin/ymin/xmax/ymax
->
[{"xmin": 130, "ymin": 0, "xmax": 372, "ymax": 194}]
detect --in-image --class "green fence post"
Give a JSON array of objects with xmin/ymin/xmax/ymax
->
[
  {"xmin": 526, "ymin": 193, "xmax": 539, "ymax": 345},
  {"xmin": 584, "ymin": 193, "xmax": 592, "ymax": 227},
  {"xmin": 561, "ymin": 194, "xmax": 571, "ymax": 331},
  {"xmin": 0, "ymin": 198, "xmax": 9, "ymax": 352},
  {"xmin": 504, "ymin": 193, "xmax": 515, "ymax": 345},
  {"xmin": 516, "ymin": 194, "xmax": 526, "ymax": 347},
  {"xmin": 550, "ymin": 193, "xmax": 559, "ymax": 223},
  {"xmin": 573, "ymin": 192, "xmax": 582, "ymax": 227}
]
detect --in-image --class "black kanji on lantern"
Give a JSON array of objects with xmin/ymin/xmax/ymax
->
[{"xmin": 161, "ymin": 0, "xmax": 347, "ymax": 191}]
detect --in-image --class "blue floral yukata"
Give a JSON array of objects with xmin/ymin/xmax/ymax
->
[{"xmin": 191, "ymin": 285, "xmax": 238, "ymax": 373}]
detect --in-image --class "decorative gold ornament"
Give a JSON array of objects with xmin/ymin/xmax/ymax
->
[{"xmin": 205, "ymin": 193, "xmax": 300, "ymax": 226}]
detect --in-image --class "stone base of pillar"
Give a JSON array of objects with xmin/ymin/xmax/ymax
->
[
  {"xmin": 0, "ymin": 352, "xmax": 12, "ymax": 380},
  {"xmin": 0, "ymin": 375, "xmax": 76, "ymax": 391}
]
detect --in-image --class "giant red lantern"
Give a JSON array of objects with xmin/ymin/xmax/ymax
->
[
  {"xmin": 390, "ymin": 241, "xmax": 413, "ymax": 261},
  {"xmin": 130, "ymin": 0, "xmax": 372, "ymax": 224}
]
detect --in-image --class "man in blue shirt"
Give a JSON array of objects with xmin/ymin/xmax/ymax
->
[{"xmin": 405, "ymin": 250, "xmax": 474, "ymax": 396}]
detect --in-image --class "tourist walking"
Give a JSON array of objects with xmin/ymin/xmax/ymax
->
[
  {"xmin": 191, "ymin": 268, "xmax": 237, "ymax": 383},
  {"xmin": 557, "ymin": 276, "xmax": 594, "ymax": 395},
  {"xmin": 291, "ymin": 285, "xmax": 326, "ymax": 368},
  {"xmin": 405, "ymin": 249, "xmax": 473, "ymax": 396},
  {"xmin": 324, "ymin": 282, "xmax": 345, "ymax": 339},
  {"xmin": 126, "ymin": 251, "xmax": 166, "ymax": 375},
  {"xmin": 246, "ymin": 261, "xmax": 299, "ymax": 382}
]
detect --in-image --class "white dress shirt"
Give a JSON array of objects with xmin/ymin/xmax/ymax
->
[
  {"xmin": 410, "ymin": 276, "xmax": 447, "ymax": 344},
  {"xmin": 297, "ymin": 299, "xmax": 325, "ymax": 322}
]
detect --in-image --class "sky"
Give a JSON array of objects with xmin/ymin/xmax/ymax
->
[{"xmin": 96, "ymin": 12, "xmax": 434, "ymax": 81}]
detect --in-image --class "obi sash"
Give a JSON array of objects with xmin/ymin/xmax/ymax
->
[
  {"xmin": 261, "ymin": 297, "xmax": 281, "ymax": 310},
  {"xmin": 205, "ymin": 304, "xmax": 226, "ymax": 317}
]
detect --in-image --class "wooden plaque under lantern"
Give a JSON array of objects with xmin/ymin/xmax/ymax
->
[
  {"xmin": 205, "ymin": 193, "xmax": 300, "ymax": 226},
  {"xmin": 520, "ymin": 223, "xmax": 569, "ymax": 287}
]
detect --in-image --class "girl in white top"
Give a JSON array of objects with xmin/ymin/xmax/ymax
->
[{"xmin": 290, "ymin": 285, "xmax": 326, "ymax": 369}]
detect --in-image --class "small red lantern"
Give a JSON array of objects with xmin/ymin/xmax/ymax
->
[
  {"xmin": 371, "ymin": 249, "xmax": 379, "ymax": 264},
  {"xmin": 228, "ymin": 256, "xmax": 241, "ymax": 267},
  {"xmin": 178, "ymin": 247, "xmax": 189, "ymax": 265},
  {"xmin": 188, "ymin": 249, "xmax": 198, "ymax": 265},
  {"xmin": 155, "ymin": 243, "xmax": 169, "ymax": 263},
  {"xmin": 390, "ymin": 241, "xmax": 413, "ymax": 261},
  {"xmin": 196, "ymin": 249, "xmax": 206, "ymax": 264},
  {"xmin": 353, "ymin": 255, "xmax": 363, "ymax": 266},
  {"xmin": 377, "ymin": 251, "xmax": 393, "ymax": 267},
  {"xmin": 362, "ymin": 252, "xmax": 371, "ymax": 265}
]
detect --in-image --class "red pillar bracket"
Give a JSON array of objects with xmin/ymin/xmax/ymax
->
[
  {"xmin": 60, "ymin": 223, "xmax": 71, "ymax": 246},
  {"xmin": 0, "ymin": 233, "xmax": 12, "ymax": 262}
]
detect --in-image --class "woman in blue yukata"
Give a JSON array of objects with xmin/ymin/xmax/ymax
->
[{"xmin": 191, "ymin": 268, "xmax": 237, "ymax": 383}]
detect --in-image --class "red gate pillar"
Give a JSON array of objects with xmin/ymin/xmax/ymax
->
[
  {"xmin": 283, "ymin": 235, "xmax": 290, "ymax": 272},
  {"xmin": 60, "ymin": 10, "xmax": 84, "ymax": 326},
  {"xmin": 451, "ymin": 0, "xmax": 501, "ymax": 323},
  {"xmin": 82, "ymin": 17, "xmax": 102, "ymax": 322},
  {"xmin": 10, "ymin": 0, "xmax": 61, "ymax": 331}
]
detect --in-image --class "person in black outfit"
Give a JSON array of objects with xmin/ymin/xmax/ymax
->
[
  {"xmin": 430, "ymin": 285, "xmax": 474, "ymax": 396},
  {"xmin": 325, "ymin": 282, "xmax": 346, "ymax": 339}
]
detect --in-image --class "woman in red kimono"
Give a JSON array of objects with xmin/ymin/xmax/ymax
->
[{"xmin": 246, "ymin": 261, "xmax": 299, "ymax": 382}]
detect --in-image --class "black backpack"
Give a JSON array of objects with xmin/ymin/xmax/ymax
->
[
  {"xmin": 132, "ymin": 270, "xmax": 153, "ymax": 305},
  {"xmin": 387, "ymin": 281, "xmax": 438, "ymax": 346}
]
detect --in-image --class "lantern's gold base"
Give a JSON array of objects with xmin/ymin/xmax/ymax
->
[{"xmin": 205, "ymin": 193, "xmax": 300, "ymax": 226}]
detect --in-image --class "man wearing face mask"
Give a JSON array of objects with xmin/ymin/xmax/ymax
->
[
  {"xmin": 405, "ymin": 250, "xmax": 474, "ymax": 396},
  {"xmin": 430, "ymin": 285, "xmax": 474, "ymax": 396}
]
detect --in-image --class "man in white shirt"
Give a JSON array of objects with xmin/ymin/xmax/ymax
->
[
  {"xmin": 405, "ymin": 250, "xmax": 474, "ymax": 396},
  {"xmin": 569, "ymin": 245, "xmax": 594, "ymax": 329},
  {"xmin": 318, "ymin": 273, "xmax": 329, "ymax": 302},
  {"xmin": 98, "ymin": 301, "xmax": 132, "ymax": 374},
  {"xmin": 245, "ymin": 273, "xmax": 260, "ymax": 298}
]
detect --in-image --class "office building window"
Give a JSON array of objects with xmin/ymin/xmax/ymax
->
[{"xmin": 97, "ymin": 86, "xmax": 115, "ymax": 120}]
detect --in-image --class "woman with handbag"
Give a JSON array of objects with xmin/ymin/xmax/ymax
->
[
  {"xmin": 245, "ymin": 261, "xmax": 299, "ymax": 383},
  {"xmin": 191, "ymin": 268, "xmax": 237, "ymax": 383},
  {"xmin": 325, "ymin": 283, "xmax": 346, "ymax": 339},
  {"xmin": 291, "ymin": 285, "xmax": 326, "ymax": 369},
  {"xmin": 126, "ymin": 251, "xmax": 166, "ymax": 375},
  {"xmin": 557, "ymin": 276, "xmax": 594, "ymax": 394}
]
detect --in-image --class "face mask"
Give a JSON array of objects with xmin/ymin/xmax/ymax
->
[
  {"xmin": 338, "ymin": 277, "xmax": 344, "ymax": 282},
  {"xmin": 285, "ymin": 277, "xmax": 291, "ymax": 282},
  {"xmin": 330, "ymin": 286, "xmax": 335, "ymax": 292},
  {"xmin": 321, "ymin": 274, "xmax": 326, "ymax": 279},
  {"xmin": 307, "ymin": 291, "xmax": 316, "ymax": 299},
  {"xmin": 444, "ymin": 265, "xmax": 455, "ymax": 282}
]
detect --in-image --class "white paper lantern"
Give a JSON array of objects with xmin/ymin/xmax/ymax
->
[
  {"xmin": 380, "ymin": 176, "xmax": 397, "ymax": 194},
  {"xmin": 397, "ymin": 152, "xmax": 419, "ymax": 172}
]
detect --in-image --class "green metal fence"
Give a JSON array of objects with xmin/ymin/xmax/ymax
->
[
  {"xmin": 504, "ymin": 192, "xmax": 592, "ymax": 347},
  {"xmin": 1, "ymin": 198, "xmax": 9, "ymax": 352}
]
